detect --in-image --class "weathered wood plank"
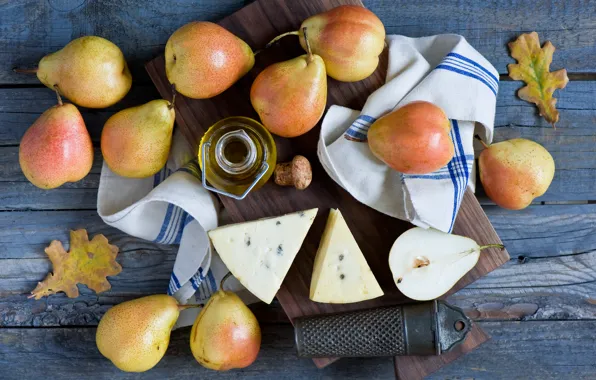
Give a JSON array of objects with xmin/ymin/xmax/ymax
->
[
  {"xmin": 1, "ymin": 0, "xmax": 247, "ymax": 84},
  {"xmin": 1, "ymin": 0, "xmax": 593, "ymax": 87},
  {"xmin": 0, "ymin": 321, "xmax": 594, "ymax": 379},
  {"xmin": 490, "ymin": 81, "xmax": 596, "ymax": 202},
  {"xmin": 452, "ymin": 203, "xmax": 596, "ymax": 321},
  {"xmin": 428, "ymin": 320, "xmax": 596, "ymax": 380},
  {"xmin": 2, "ymin": 81, "xmax": 595, "ymax": 210},
  {"xmin": 0, "ymin": 210, "xmax": 177, "ymax": 326},
  {"xmin": 364, "ymin": 0, "xmax": 595, "ymax": 75},
  {"xmin": 0, "ymin": 86, "xmax": 159, "ymax": 145},
  {"xmin": 0, "ymin": 325, "xmax": 395, "ymax": 380},
  {"xmin": 0, "ymin": 146, "xmax": 102, "ymax": 181},
  {"xmin": 2, "ymin": 205, "xmax": 596, "ymax": 326}
]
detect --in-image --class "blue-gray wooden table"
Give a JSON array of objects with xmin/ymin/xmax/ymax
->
[{"xmin": 1, "ymin": 0, "xmax": 595, "ymax": 379}]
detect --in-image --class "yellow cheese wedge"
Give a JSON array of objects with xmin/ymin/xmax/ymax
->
[{"xmin": 310, "ymin": 209, "xmax": 384, "ymax": 303}]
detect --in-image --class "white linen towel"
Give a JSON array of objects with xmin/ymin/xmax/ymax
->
[
  {"xmin": 97, "ymin": 130, "xmax": 250, "ymax": 327},
  {"xmin": 318, "ymin": 34, "xmax": 499, "ymax": 232}
]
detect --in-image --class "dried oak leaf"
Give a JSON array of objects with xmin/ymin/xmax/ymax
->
[
  {"xmin": 508, "ymin": 32, "xmax": 569, "ymax": 127},
  {"xmin": 29, "ymin": 229, "xmax": 121, "ymax": 300}
]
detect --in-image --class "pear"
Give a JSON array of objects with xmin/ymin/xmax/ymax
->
[
  {"xmin": 19, "ymin": 89, "xmax": 93, "ymax": 189},
  {"xmin": 31, "ymin": 36, "xmax": 131, "ymax": 108},
  {"xmin": 388, "ymin": 227, "xmax": 503, "ymax": 301},
  {"xmin": 268, "ymin": 5, "xmax": 385, "ymax": 82},
  {"xmin": 96, "ymin": 294, "xmax": 194, "ymax": 372},
  {"xmin": 101, "ymin": 99, "xmax": 175, "ymax": 178},
  {"xmin": 479, "ymin": 138, "xmax": 555, "ymax": 210},
  {"xmin": 190, "ymin": 274, "xmax": 261, "ymax": 371},
  {"xmin": 165, "ymin": 22, "xmax": 255, "ymax": 99},
  {"xmin": 251, "ymin": 28, "xmax": 327, "ymax": 138},
  {"xmin": 368, "ymin": 101, "xmax": 454, "ymax": 174}
]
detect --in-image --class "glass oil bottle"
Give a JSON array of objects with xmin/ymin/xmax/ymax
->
[{"xmin": 199, "ymin": 117, "xmax": 276, "ymax": 200}]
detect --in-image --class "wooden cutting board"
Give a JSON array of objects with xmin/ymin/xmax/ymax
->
[{"xmin": 146, "ymin": 0, "xmax": 510, "ymax": 378}]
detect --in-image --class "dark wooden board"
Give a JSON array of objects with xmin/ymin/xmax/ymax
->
[{"xmin": 146, "ymin": 0, "xmax": 510, "ymax": 376}]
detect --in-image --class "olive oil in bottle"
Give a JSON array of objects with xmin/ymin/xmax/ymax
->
[{"xmin": 199, "ymin": 117, "xmax": 276, "ymax": 199}]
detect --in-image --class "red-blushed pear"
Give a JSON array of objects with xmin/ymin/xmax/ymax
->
[
  {"xmin": 165, "ymin": 22, "xmax": 255, "ymax": 99},
  {"xmin": 268, "ymin": 5, "xmax": 385, "ymax": 82},
  {"xmin": 19, "ymin": 88, "xmax": 93, "ymax": 189},
  {"xmin": 101, "ymin": 98, "xmax": 175, "ymax": 178},
  {"xmin": 251, "ymin": 28, "xmax": 327, "ymax": 138},
  {"xmin": 367, "ymin": 101, "xmax": 454, "ymax": 174},
  {"xmin": 190, "ymin": 273, "xmax": 261, "ymax": 371},
  {"xmin": 479, "ymin": 138, "xmax": 555, "ymax": 210}
]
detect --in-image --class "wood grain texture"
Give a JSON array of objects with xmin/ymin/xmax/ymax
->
[
  {"xmin": 0, "ymin": 321, "xmax": 594, "ymax": 380},
  {"xmin": 0, "ymin": 86, "xmax": 159, "ymax": 146},
  {"xmin": 1, "ymin": 0, "xmax": 246, "ymax": 85},
  {"xmin": 4, "ymin": 80, "xmax": 595, "ymax": 209},
  {"xmin": 0, "ymin": 147, "xmax": 100, "ymax": 210},
  {"xmin": 483, "ymin": 81, "xmax": 596, "ymax": 203},
  {"xmin": 1, "ymin": 0, "xmax": 595, "ymax": 378},
  {"xmin": 429, "ymin": 321, "xmax": 596, "ymax": 380},
  {"xmin": 395, "ymin": 324, "xmax": 489, "ymax": 380},
  {"xmin": 2, "ymin": 0, "xmax": 594, "ymax": 87},
  {"xmin": 0, "ymin": 325, "xmax": 396, "ymax": 379},
  {"xmin": 146, "ymin": 0, "xmax": 509, "ymax": 376},
  {"xmin": 2, "ymin": 204, "xmax": 595, "ymax": 326}
]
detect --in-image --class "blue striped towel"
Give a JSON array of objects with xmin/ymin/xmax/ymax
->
[
  {"xmin": 318, "ymin": 34, "xmax": 498, "ymax": 232},
  {"xmin": 97, "ymin": 131, "xmax": 249, "ymax": 327}
]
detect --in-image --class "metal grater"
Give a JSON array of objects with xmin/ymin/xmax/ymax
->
[{"xmin": 294, "ymin": 300, "xmax": 471, "ymax": 357}]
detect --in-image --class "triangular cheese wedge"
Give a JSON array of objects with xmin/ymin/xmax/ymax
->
[
  {"xmin": 310, "ymin": 209, "xmax": 384, "ymax": 303},
  {"xmin": 208, "ymin": 208, "xmax": 318, "ymax": 304}
]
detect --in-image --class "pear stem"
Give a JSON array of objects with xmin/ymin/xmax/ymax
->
[
  {"xmin": 475, "ymin": 134, "xmax": 489, "ymax": 149},
  {"xmin": 302, "ymin": 27, "xmax": 313, "ymax": 63},
  {"xmin": 220, "ymin": 272, "xmax": 233, "ymax": 291},
  {"xmin": 13, "ymin": 67, "xmax": 38, "ymax": 74},
  {"xmin": 177, "ymin": 303, "xmax": 204, "ymax": 311},
  {"xmin": 53, "ymin": 85, "xmax": 63, "ymax": 107},
  {"xmin": 265, "ymin": 30, "xmax": 300, "ymax": 49},
  {"xmin": 479, "ymin": 244, "xmax": 505, "ymax": 251},
  {"xmin": 168, "ymin": 84, "xmax": 176, "ymax": 110}
]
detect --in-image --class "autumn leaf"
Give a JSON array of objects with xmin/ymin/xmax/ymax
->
[
  {"xmin": 29, "ymin": 229, "xmax": 121, "ymax": 300},
  {"xmin": 508, "ymin": 32, "xmax": 569, "ymax": 127}
]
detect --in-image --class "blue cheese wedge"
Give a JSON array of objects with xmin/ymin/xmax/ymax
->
[
  {"xmin": 310, "ymin": 209, "xmax": 384, "ymax": 303},
  {"xmin": 208, "ymin": 208, "xmax": 318, "ymax": 304}
]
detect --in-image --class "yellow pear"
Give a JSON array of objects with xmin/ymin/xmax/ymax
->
[
  {"xmin": 479, "ymin": 138, "xmax": 555, "ymax": 210},
  {"xmin": 34, "ymin": 36, "xmax": 132, "ymax": 108},
  {"xmin": 190, "ymin": 285, "xmax": 261, "ymax": 371},
  {"xmin": 96, "ymin": 295, "xmax": 188, "ymax": 372},
  {"xmin": 101, "ymin": 99, "xmax": 175, "ymax": 178}
]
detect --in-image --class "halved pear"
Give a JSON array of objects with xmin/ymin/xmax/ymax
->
[{"xmin": 388, "ymin": 227, "xmax": 503, "ymax": 301}]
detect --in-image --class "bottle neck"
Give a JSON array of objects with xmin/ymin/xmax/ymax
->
[{"xmin": 214, "ymin": 129, "xmax": 257, "ymax": 175}]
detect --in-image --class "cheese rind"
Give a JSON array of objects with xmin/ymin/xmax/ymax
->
[
  {"xmin": 208, "ymin": 208, "xmax": 318, "ymax": 304},
  {"xmin": 310, "ymin": 209, "xmax": 384, "ymax": 303}
]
